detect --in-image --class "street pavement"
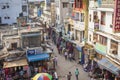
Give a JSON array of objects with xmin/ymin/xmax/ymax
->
[{"xmin": 51, "ymin": 41, "xmax": 90, "ymax": 80}]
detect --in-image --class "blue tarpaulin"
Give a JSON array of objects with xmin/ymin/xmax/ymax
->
[
  {"xmin": 27, "ymin": 53, "xmax": 49, "ymax": 62},
  {"xmin": 76, "ymin": 45, "xmax": 82, "ymax": 52},
  {"xmin": 37, "ymin": 10, "xmax": 42, "ymax": 17},
  {"xmin": 98, "ymin": 58, "xmax": 120, "ymax": 75}
]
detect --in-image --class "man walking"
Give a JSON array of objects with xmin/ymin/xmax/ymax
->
[
  {"xmin": 54, "ymin": 56, "xmax": 58, "ymax": 66},
  {"xmin": 54, "ymin": 71, "xmax": 58, "ymax": 80},
  {"xmin": 75, "ymin": 68, "xmax": 79, "ymax": 80},
  {"xmin": 64, "ymin": 50, "xmax": 68, "ymax": 60},
  {"xmin": 67, "ymin": 72, "xmax": 72, "ymax": 80}
]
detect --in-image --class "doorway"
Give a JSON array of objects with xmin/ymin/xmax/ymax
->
[{"xmin": 11, "ymin": 43, "xmax": 17, "ymax": 49}]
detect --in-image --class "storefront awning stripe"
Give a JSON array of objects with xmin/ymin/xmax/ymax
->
[{"xmin": 27, "ymin": 53, "xmax": 49, "ymax": 62}]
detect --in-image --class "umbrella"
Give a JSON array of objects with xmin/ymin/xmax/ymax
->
[{"xmin": 32, "ymin": 73, "xmax": 52, "ymax": 80}]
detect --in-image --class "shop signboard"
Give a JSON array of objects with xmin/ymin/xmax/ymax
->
[
  {"xmin": 95, "ymin": 43, "xmax": 107, "ymax": 55},
  {"xmin": 27, "ymin": 49, "xmax": 36, "ymax": 56},
  {"xmin": 113, "ymin": 0, "xmax": 120, "ymax": 32}
]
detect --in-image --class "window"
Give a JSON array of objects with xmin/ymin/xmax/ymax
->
[
  {"xmin": 80, "ymin": 0, "xmax": 83, "ymax": 8},
  {"xmin": 2, "ymin": 4, "xmax": 9, "ymax": 9},
  {"xmin": 11, "ymin": 43, "xmax": 17, "ymax": 49},
  {"xmin": 75, "ymin": 0, "xmax": 83, "ymax": 8},
  {"xmin": 72, "ymin": 3, "xmax": 74, "ymax": 8},
  {"xmin": 112, "ymin": 13, "xmax": 114, "ymax": 24},
  {"xmin": 99, "ymin": 35, "xmax": 107, "ymax": 45},
  {"xmin": 68, "ymin": 24, "xmax": 71, "ymax": 31},
  {"xmin": 101, "ymin": 11, "xmax": 106, "ymax": 25},
  {"xmin": 22, "ymin": 5, "xmax": 27, "ymax": 12},
  {"xmin": 111, "ymin": 40, "xmax": 118, "ymax": 49},
  {"xmin": 93, "ymin": 33, "xmax": 98, "ymax": 42},
  {"xmin": 56, "ymin": 15, "xmax": 59, "ymax": 20},
  {"xmin": 80, "ymin": 13, "xmax": 84, "ymax": 22},
  {"xmin": 4, "ymin": 17, "xmax": 10, "ymax": 19},
  {"xmin": 2, "ymin": 6, "xmax": 6, "ymax": 9},
  {"xmin": 89, "ymin": 14, "xmax": 91, "ymax": 22},
  {"xmin": 89, "ymin": 35, "xmax": 91, "ymax": 41},
  {"xmin": 110, "ymin": 40, "xmax": 118, "ymax": 55},
  {"xmin": 63, "ymin": 2, "xmax": 68, "ymax": 8},
  {"xmin": 75, "ymin": 13, "xmax": 79, "ymax": 20},
  {"xmin": 93, "ymin": 11, "xmax": 99, "ymax": 22}
]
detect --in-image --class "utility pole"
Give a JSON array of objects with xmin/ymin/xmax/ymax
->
[{"xmin": 84, "ymin": 0, "xmax": 89, "ymax": 44}]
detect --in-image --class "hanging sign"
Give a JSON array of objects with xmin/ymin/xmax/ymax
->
[{"xmin": 113, "ymin": 0, "xmax": 120, "ymax": 32}]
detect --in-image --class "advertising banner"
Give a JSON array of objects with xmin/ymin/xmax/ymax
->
[{"xmin": 113, "ymin": 0, "xmax": 120, "ymax": 32}]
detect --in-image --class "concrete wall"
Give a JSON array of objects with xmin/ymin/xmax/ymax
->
[
  {"xmin": 4, "ymin": 37, "xmax": 20, "ymax": 49},
  {"xmin": 0, "ymin": 0, "xmax": 28, "ymax": 24},
  {"xmin": 55, "ymin": 0, "xmax": 69, "ymax": 24}
]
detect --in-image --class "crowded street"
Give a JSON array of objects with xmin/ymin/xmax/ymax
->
[
  {"xmin": 0, "ymin": 0, "xmax": 120, "ymax": 80},
  {"xmin": 51, "ymin": 40, "xmax": 90, "ymax": 80}
]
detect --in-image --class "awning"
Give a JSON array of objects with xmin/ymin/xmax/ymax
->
[
  {"xmin": 76, "ymin": 45, "xmax": 83, "ymax": 52},
  {"xmin": 27, "ymin": 53, "xmax": 49, "ymax": 62},
  {"xmin": 98, "ymin": 58, "xmax": 120, "ymax": 75},
  {"xmin": 3, "ymin": 58, "xmax": 28, "ymax": 68},
  {"xmin": 95, "ymin": 49, "xmax": 106, "ymax": 56},
  {"xmin": 21, "ymin": 33, "xmax": 41, "ymax": 37}
]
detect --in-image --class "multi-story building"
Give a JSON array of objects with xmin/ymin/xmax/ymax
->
[
  {"xmin": 51, "ymin": 2, "xmax": 56, "ymax": 25},
  {"xmin": 88, "ymin": 0, "xmax": 120, "ymax": 75},
  {"xmin": 72, "ymin": 0, "xmax": 85, "ymax": 43},
  {"xmin": 55, "ymin": 0, "xmax": 69, "ymax": 25},
  {"xmin": 0, "ymin": 0, "xmax": 28, "ymax": 25},
  {"xmin": 41, "ymin": 0, "xmax": 55, "ymax": 27},
  {"xmin": 63, "ymin": 0, "xmax": 88, "ymax": 64},
  {"xmin": 28, "ymin": 1, "xmax": 43, "ymax": 18}
]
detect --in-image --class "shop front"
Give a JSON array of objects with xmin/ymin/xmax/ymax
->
[
  {"xmin": 94, "ymin": 43, "xmax": 120, "ymax": 79},
  {"xmin": 26, "ymin": 48, "xmax": 54, "ymax": 77},
  {"xmin": 97, "ymin": 58, "xmax": 120, "ymax": 75},
  {"xmin": 3, "ymin": 58, "xmax": 29, "ymax": 79},
  {"xmin": 75, "ymin": 45, "xmax": 84, "ymax": 64}
]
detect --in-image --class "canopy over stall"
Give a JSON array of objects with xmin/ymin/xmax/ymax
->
[
  {"xmin": 27, "ymin": 53, "xmax": 49, "ymax": 62},
  {"xmin": 3, "ymin": 58, "xmax": 28, "ymax": 68}
]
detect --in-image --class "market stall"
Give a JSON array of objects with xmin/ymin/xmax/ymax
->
[{"xmin": 3, "ymin": 58, "xmax": 29, "ymax": 79}]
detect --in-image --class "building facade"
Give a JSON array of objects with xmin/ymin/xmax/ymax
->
[
  {"xmin": 72, "ymin": 0, "xmax": 85, "ymax": 43},
  {"xmin": 0, "ymin": 0, "xmax": 28, "ymax": 25},
  {"xmin": 55, "ymin": 0, "xmax": 69, "ymax": 25},
  {"xmin": 88, "ymin": 0, "xmax": 120, "ymax": 75}
]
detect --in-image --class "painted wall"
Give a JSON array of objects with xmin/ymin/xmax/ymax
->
[
  {"xmin": 0, "ymin": 0, "xmax": 28, "ymax": 24},
  {"xmin": 55, "ymin": 0, "xmax": 69, "ymax": 24},
  {"xmin": 100, "ymin": 11, "xmax": 113, "ymax": 34}
]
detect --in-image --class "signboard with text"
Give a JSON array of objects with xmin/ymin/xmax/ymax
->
[
  {"xmin": 113, "ymin": 0, "xmax": 120, "ymax": 32},
  {"xmin": 27, "ymin": 49, "xmax": 36, "ymax": 56}
]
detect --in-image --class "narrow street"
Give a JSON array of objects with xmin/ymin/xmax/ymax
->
[{"xmin": 51, "ymin": 41, "xmax": 90, "ymax": 80}]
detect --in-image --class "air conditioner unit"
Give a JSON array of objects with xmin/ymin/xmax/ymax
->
[{"xmin": 109, "ymin": 49, "xmax": 117, "ymax": 54}]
